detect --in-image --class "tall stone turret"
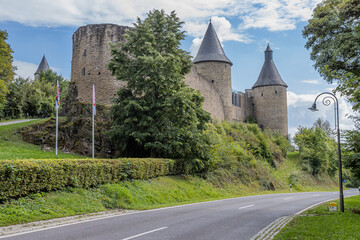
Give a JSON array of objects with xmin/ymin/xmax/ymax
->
[
  {"xmin": 34, "ymin": 55, "xmax": 50, "ymax": 79},
  {"xmin": 252, "ymin": 44, "xmax": 288, "ymax": 136},
  {"xmin": 193, "ymin": 21, "xmax": 233, "ymax": 120},
  {"xmin": 70, "ymin": 24, "xmax": 129, "ymax": 105}
]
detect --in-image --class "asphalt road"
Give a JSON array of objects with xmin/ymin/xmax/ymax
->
[
  {"xmin": 0, "ymin": 119, "xmax": 36, "ymax": 126},
  {"xmin": 1, "ymin": 189, "xmax": 358, "ymax": 240}
]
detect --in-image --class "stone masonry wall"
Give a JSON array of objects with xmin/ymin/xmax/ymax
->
[
  {"xmin": 253, "ymin": 86, "xmax": 288, "ymax": 136},
  {"xmin": 183, "ymin": 68, "xmax": 225, "ymax": 120},
  {"xmin": 193, "ymin": 61, "xmax": 232, "ymax": 120},
  {"xmin": 71, "ymin": 24, "xmax": 129, "ymax": 105}
]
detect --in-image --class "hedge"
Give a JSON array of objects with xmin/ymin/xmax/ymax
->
[{"xmin": 0, "ymin": 158, "xmax": 180, "ymax": 200}]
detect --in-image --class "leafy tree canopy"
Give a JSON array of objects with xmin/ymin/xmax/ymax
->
[
  {"xmin": 1, "ymin": 70, "xmax": 68, "ymax": 119},
  {"xmin": 303, "ymin": 0, "xmax": 360, "ymax": 110},
  {"xmin": 108, "ymin": 9, "xmax": 211, "ymax": 162},
  {"xmin": 343, "ymin": 115, "xmax": 360, "ymax": 179},
  {"xmin": 294, "ymin": 126, "xmax": 337, "ymax": 176},
  {"xmin": 0, "ymin": 29, "xmax": 15, "ymax": 104}
]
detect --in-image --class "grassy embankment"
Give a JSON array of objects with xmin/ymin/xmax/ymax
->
[
  {"xmin": 0, "ymin": 119, "xmax": 339, "ymax": 226},
  {"xmin": 274, "ymin": 195, "xmax": 360, "ymax": 240},
  {"xmin": 0, "ymin": 119, "xmax": 84, "ymax": 160}
]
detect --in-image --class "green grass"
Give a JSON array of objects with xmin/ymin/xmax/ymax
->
[
  {"xmin": 0, "ymin": 119, "xmax": 85, "ymax": 159},
  {"xmin": 274, "ymin": 195, "xmax": 360, "ymax": 240},
  {"xmin": 0, "ymin": 175, "xmax": 252, "ymax": 226},
  {"xmin": 0, "ymin": 120, "xmax": 341, "ymax": 227}
]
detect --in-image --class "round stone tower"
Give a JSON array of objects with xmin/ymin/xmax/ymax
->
[
  {"xmin": 71, "ymin": 24, "xmax": 129, "ymax": 105},
  {"xmin": 193, "ymin": 21, "xmax": 233, "ymax": 121},
  {"xmin": 252, "ymin": 44, "xmax": 288, "ymax": 136}
]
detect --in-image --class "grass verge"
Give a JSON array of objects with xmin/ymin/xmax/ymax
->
[
  {"xmin": 0, "ymin": 119, "xmax": 84, "ymax": 160},
  {"xmin": 273, "ymin": 195, "xmax": 360, "ymax": 240},
  {"xmin": 0, "ymin": 175, "xmax": 340, "ymax": 227}
]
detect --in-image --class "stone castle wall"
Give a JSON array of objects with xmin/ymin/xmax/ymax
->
[
  {"xmin": 69, "ymin": 23, "xmax": 288, "ymax": 136},
  {"xmin": 71, "ymin": 24, "xmax": 129, "ymax": 105},
  {"xmin": 253, "ymin": 85, "xmax": 288, "ymax": 136},
  {"xmin": 193, "ymin": 62, "xmax": 232, "ymax": 120},
  {"xmin": 184, "ymin": 68, "xmax": 225, "ymax": 120}
]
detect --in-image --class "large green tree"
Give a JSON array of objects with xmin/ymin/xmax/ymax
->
[
  {"xmin": 294, "ymin": 126, "xmax": 337, "ymax": 176},
  {"xmin": 303, "ymin": 0, "xmax": 360, "ymax": 110},
  {"xmin": 343, "ymin": 115, "xmax": 360, "ymax": 179},
  {"xmin": 108, "ymin": 9, "xmax": 211, "ymax": 162},
  {"xmin": 0, "ymin": 29, "xmax": 15, "ymax": 105}
]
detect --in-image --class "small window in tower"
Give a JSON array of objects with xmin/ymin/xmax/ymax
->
[
  {"xmin": 98, "ymin": 72, "xmax": 101, "ymax": 75},
  {"xmin": 211, "ymin": 80, "xmax": 214, "ymax": 83},
  {"xmin": 275, "ymin": 90, "xmax": 278, "ymax": 94},
  {"xmin": 261, "ymin": 93, "xmax": 264, "ymax": 97},
  {"xmin": 83, "ymin": 50, "xmax": 87, "ymax": 56},
  {"xmin": 82, "ymin": 68, "xmax": 85, "ymax": 76}
]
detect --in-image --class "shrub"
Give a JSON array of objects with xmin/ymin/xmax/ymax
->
[{"xmin": 0, "ymin": 158, "xmax": 179, "ymax": 200}]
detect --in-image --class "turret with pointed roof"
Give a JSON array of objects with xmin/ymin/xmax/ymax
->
[
  {"xmin": 251, "ymin": 44, "xmax": 288, "ymax": 136},
  {"xmin": 192, "ymin": 21, "xmax": 233, "ymax": 121},
  {"xmin": 252, "ymin": 44, "xmax": 287, "ymax": 89},
  {"xmin": 193, "ymin": 21, "xmax": 232, "ymax": 65},
  {"xmin": 34, "ymin": 55, "xmax": 50, "ymax": 79}
]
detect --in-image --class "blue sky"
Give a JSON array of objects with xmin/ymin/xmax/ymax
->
[{"xmin": 0, "ymin": 0, "xmax": 355, "ymax": 136}]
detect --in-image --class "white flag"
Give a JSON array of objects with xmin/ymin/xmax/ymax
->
[
  {"xmin": 93, "ymin": 84, "xmax": 96, "ymax": 115},
  {"xmin": 55, "ymin": 80, "xmax": 60, "ymax": 110}
]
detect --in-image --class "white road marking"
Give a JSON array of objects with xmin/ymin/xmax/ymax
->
[
  {"xmin": 283, "ymin": 197, "xmax": 293, "ymax": 200},
  {"xmin": 238, "ymin": 205, "xmax": 255, "ymax": 210},
  {"xmin": 121, "ymin": 227, "xmax": 168, "ymax": 240}
]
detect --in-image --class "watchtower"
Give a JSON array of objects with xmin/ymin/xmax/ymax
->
[
  {"xmin": 71, "ymin": 24, "xmax": 129, "ymax": 105},
  {"xmin": 193, "ymin": 21, "xmax": 233, "ymax": 120},
  {"xmin": 252, "ymin": 44, "xmax": 288, "ymax": 136}
]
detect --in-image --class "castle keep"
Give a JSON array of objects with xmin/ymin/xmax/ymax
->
[{"xmin": 70, "ymin": 22, "xmax": 288, "ymax": 136}]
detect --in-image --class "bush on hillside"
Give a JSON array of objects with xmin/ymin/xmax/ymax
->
[
  {"xmin": 0, "ymin": 158, "xmax": 179, "ymax": 200},
  {"xmin": 294, "ymin": 126, "xmax": 337, "ymax": 176}
]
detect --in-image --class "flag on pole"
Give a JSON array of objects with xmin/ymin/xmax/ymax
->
[
  {"xmin": 93, "ymin": 84, "xmax": 96, "ymax": 115},
  {"xmin": 55, "ymin": 80, "xmax": 60, "ymax": 110}
]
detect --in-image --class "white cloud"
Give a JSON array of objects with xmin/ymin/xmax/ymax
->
[
  {"xmin": 13, "ymin": 60, "xmax": 60, "ymax": 80},
  {"xmin": 13, "ymin": 60, "xmax": 37, "ymax": 80},
  {"xmin": 238, "ymin": 0, "xmax": 322, "ymax": 31},
  {"xmin": 0, "ymin": 0, "xmax": 322, "ymax": 34},
  {"xmin": 189, "ymin": 16, "xmax": 250, "ymax": 57},
  {"xmin": 287, "ymin": 91, "xmax": 355, "ymax": 138},
  {"xmin": 301, "ymin": 79, "xmax": 322, "ymax": 85}
]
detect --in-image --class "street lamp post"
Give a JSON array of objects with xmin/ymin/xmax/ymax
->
[{"xmin": 308, "ymin": 92, "xmax": 344, "ymax": 212}]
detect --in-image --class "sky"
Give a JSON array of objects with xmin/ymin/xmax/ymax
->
[{"xmin": 0, "ymin": 0, "xmax": 355, "ymax": 137}]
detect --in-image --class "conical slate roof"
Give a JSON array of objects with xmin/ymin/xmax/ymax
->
[
  {"xmin": 252, "ymin": 44, "xmax": 287, "ymax": 88},
  {"xmin": 34, "ymin": 55, "xmax": 50, "ymax": 75},
  {"xmin": 193, "ymin": 21, "xmax": 232, "ymax": 65}
]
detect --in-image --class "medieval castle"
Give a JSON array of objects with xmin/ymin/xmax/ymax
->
[{"xmin": 67, "ymin": 22, "xmax": 288, "ymax": 136}]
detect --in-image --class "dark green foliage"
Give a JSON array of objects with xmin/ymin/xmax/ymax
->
[
  {"xmin": 343, "ymin": 117, "xmax": 360, "ymax": 180},
  {"xmin": 0, "ymin": 29, "xmax": 15, "ymax": 105},
  {"xmin": 303, "ymin": 0, "xmax": 360, "ymax": 110},
  {"xmin": 1, "ymin": 70, "xmax": 69, "ymax": 119},
  {"xmin": 108, "ymin": 9, "xmax": 210, "ymax": 161},
  {"xmin": 294, "ymin": 126, "xmax": 337, "ymax": 176},
  {"xmin": 0, "ymin": 158, "xmax": 179, "ymax": 200}
]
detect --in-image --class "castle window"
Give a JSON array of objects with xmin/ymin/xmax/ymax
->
[
  {"xmin": 98, "ymin": 72, "xmax": 101, "ymax": 75},
  {"xmin": 82, "ymin": 68, "xmax": 85, "ymax": 76},
  {"xmin": 211, "ymin": 80, "xmax": 214, "ymax": 83},
  {"xmin": 261, "ymin": 93, "xmax": 264, "ymax": 97},
  {"xmin": 275, "ymin": 90, "xmax": 278, "ymax": 94},
  {"xmin": 83, "ymin": 50, "xmax": 87, "ymax": 56}
]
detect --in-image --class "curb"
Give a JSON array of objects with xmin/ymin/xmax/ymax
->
[{"xmin": 250, "ymin": 215, "xmax": 294, "ymax": 240}]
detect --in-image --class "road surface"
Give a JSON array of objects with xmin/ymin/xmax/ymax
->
[
  {"xmin": 1, "ymin": 189, "xmax": 358, "ymax": 240},
  {"xmin": 0, "ymin": 119, "xmax": 36, "ymax": 126}
]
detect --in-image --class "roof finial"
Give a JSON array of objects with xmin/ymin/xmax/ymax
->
[{"xmin": 209, "ymin": 18, "xmax": 211, "ymax": 23}]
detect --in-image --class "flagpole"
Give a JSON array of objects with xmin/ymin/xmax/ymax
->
[
  {"xmin": 92, "ymin": 84, "xmax": 95, "ymax": 159},
  {"xmin": 55, "ymin": 80, "xmax": 59, "ymax": 156}
]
